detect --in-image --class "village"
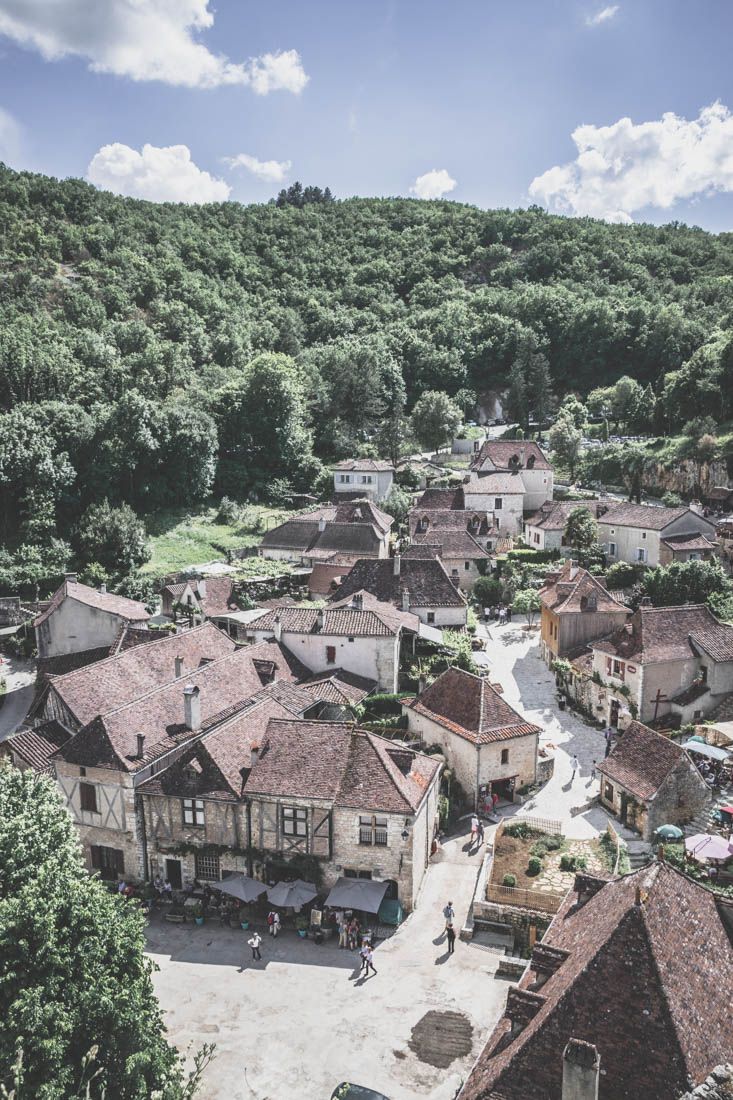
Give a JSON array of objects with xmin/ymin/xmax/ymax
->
[{"xmin": 1, "ymin": 428, "xmax": 732, "ymax": 1100}]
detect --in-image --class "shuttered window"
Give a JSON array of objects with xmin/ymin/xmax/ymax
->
[{"xmin": 79, "ymin": 782, "xmax": 98, "ymax": 813}]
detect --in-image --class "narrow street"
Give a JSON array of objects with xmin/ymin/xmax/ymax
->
[{"xmin": 0, "ymin": 654, "xmax": 35, "ymax": 743}]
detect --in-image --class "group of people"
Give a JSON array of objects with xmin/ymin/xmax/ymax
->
[
  {"xmin": 152, "ymin": 875, "xmax": 173, "ymax": 896},
  {"xmin": 443, "ymin": 900, "xmax": 456, "ymax": 955},
  {"xmin": 485, "ymin": 605, "xmax": 512, "ymax": 625},
  {"xmin": 336, "ymin": 913, "xmax": 364, "ymax": 950},
  {"xmin": 694, "ymin": 756, "xmax": 727, "ymax": 789},
  {"xmin": 470, "ymin": 813, "xmax": 486, "ymax": 848}
]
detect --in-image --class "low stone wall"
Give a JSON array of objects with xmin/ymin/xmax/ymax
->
[{"xmin": 472, "ymin": 899, "xmax": 554, "ymax": 954}]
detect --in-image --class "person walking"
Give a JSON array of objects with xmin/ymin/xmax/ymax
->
[
  {"xmin": 359, "ymin": 941, "xmax": 370, "ymax": 973},
  {"xmin": 338, "ymin": 915, "xmax": 348, "ymax": 949},
  {"xmin": 570, "ymin": 754, "xmax": 579, "ymax": 781},
  {"xmin": 248, "ymin": 931, "xmax": 262, "ymax": 961},
  {"xmin": 477, "ymin": 818, "xmax": 485, "ymax": 845},
  {"xmin": 590, "ymin": 760, "xmax": 597, "ymax": 782},
  {"xmin": 271, "ymin": 911, "xmax": 280, "ymax": 938},
  {"xmin": 267, "ymin": 910, "xmax": 276, "ymax": 935},
  {"xmin": 443, "ymin": 901, "xmax": 455, "ymax": 931},
  {"xmin": 363, "ymin": 945, "xmax": 377, "ymax": 977},
  {"xmin": 446, "ymin": 924, "xmax": 456, "ymax": 955},
  {"xmin": 470, "ymin": 813, "xmax": 479, "ymax": 845}
]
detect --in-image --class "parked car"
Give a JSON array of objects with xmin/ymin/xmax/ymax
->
[{"xmin": 330, "ymin": 1087, "xmax": 391, "ymax": 1100}]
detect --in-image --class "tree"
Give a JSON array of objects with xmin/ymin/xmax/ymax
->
[
  {"xmin": 549, "ymin": 412, "xmax": 583, "ymax": 481},
  {"xmin": 505, "ymin": 362, "xmax": 529, "ymax": 429},
  {"xmin": 473, "ymin": 575, "xmax": 503, "ymax": 608},
  {"xmin": 383, "ymin": 486, "xmax": 410, "ymax": 524},
  {"xmin": 512, "ymin": 588, "xmax": 541, "ymax": 626},
  {"xmin": 410, "ymin": 390, "xmax": 462, "ymax": 452},
  {"xmin": 0, "ymin": 766, "xmax": 207, "ymax": 1098},
  {"xmin": 529, "ymin": 353, "xmax": 556, "ymax": 439},
  {"xmin": 73, "ymin": 500, "xmax": 150, "ymax": 577},
  {"xmin": 558, "ymin": 394, "xmax": 588, "ymax": 430},
  {"xmin": 632, "ymin": 560, "xmax": 732, "ymax": 610},
  {"xmin": 563, "ymin": 507, "xmax": 600, "ymax": 552}
]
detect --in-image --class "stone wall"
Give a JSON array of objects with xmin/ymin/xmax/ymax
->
[{"xmin": 472, "ymin": 899, "xmax": 554, "ymax": 954}]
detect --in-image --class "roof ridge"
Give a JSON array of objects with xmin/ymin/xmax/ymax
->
[
  {"xmin": 48, "ymin": 621, "xmax": 217, "ymax": 684},
  {"xmin": 360, "ymin": 730, "xmax": 415, "ymax": 812}
]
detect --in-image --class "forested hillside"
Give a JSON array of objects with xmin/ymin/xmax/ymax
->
[{"xmin": 2, "ymin": 162, "xmax": 733, "ymax": 588}]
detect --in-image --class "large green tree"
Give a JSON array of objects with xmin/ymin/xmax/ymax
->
[
  {"xmin": 0, "ymin": 766, "xmax": 208, "ymax": 1099},
  {"xmin": 410, "ymin": 390, "xmax": 462, "ymax": 452}
]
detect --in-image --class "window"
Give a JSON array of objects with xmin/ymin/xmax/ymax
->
[
  {"xmin": 326, "ymin": 645, "xmax": 336, "ymax": 664},
  {"xmin": 612, "ymin": 659, "xmax": 625, "ymax": 681},
  {"xmin": 339, "ymin": 474, "xmax": 351, "ymax": 484},
  {"xmin": 359, "ymin": 815, "xmax": 388, "ymax": 846},
  {"xmin": 501, "ymin": 748, "xmax": 509, "ymax": 765},
  {"xmin": 361, "ymin": 475, "xmax": 373, "ymax": 484},
  {"xmin": 183, "ymin": 798, "xmax": 205, "ymax": 826},
  {"xmin": 426, "ymin": 611, "xmax": 435, "ymax": 624},
  {"xmin": 636, "ymin": 548, "xmax": 648, "ymax": 563},
  {"xmin": 283, "ymin": 806, "xmax": 308, "ymax": 837},
  {"xmin": 344, "ymin": 868, "xmax": 373, "ymax": 879},
  {"xmin": 79, "ymin": 766, "xmax": 86, "ymax": 777},
  {"xmin": 194, "ymin": 852, "xmax": 220, "ymax": 881},
  {"xmin": 608, "ymin": 542, "xmax": 617, "ymax": 557},
  {"xmin": 641, "ymin": 531, "xmax": 647, "ymax": 539},
  {"xmin": 464, "ymin": 561, "xmax": 471, "ymax": 571},
  {"xmin": 90, "ymin": 845, "xmax": 124, "ymax": 879},
  {"xmin": 700, "ymin": 665, "xmax": 708, "ymax": 683},
  {"xmin": 527, "ymin": 455, "xmax": 536, "ymax": 469},
  {"xmin": 79, "ymin": 782, "xmax": 98, "ymax": 813},
  {"xmin": 494, "ymin": 498, "xmax": 503, "ymax": 510},
  {"xmin": 604, "ymin": 783, "xmax": 614, "ymax": 802}
]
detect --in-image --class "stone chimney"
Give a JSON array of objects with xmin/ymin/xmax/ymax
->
[
  {"xmin": 99, "ymin": 583, "xmax": 107, "ymax": 595},
  {"xmin": 274, "ymin": 612, "xmax": 283, "ymax": 643},
  {"xmin": 197, "ymin": 578, "xmax": 206, "ymax": 599},
  {"xmin": 316, "ymin": 608, "xmax": 324, "ymax": 632},
  {"xmin": 562, "ymin": 1039, "xmax": 600, "ymax": 1100},
  {"xmin": 183, "ymin": 684, "xmax": 201, "ymax": 731},
  {"xmin": 393, "ymin": 553, "xmax": 401, "ymax": 577},
  {"xmin": 250, "ymin": 744, "xmax": 260, "ymax": 768},
  {"xmin": 352, "ymin": 593, "xmax": 363, "ymax": 611},
  {"xmin": 318, "ymin": 515, "xmax": 327, "ymax": 532},
  {"xmin": 401, "ymin": 587, "xmax": 410, "ymax": 611},
  {"xmin": 64, "ymin": 572, "xmax": 77, "ymax": 584},
  {"xmin": 174, "ymin": 656, "xmax": 184, "ymax": 678},
  {"xmin": 136, "ymin": 733, "xmax": 145, "ymax": 759}
]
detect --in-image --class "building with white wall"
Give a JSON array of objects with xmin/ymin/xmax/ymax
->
[
  {"xmin": 328, "ymin": 554, "xmax": 468, "ymax": 628},
  {"xmin": 333, "ymin": 459, "xmax": 395, "ymax": 502},
  {"xmin": 34, "ymin": 576, "xmax": 149, "ymax": 659}
]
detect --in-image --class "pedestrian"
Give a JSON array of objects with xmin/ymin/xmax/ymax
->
[
  {"xmin": 477, "ymin": 818, "xmax": 485, "ymax": 845},
  {"xmin": 470, "ymin": 813, "xmax": 479, "ymax": 842},
  {"xmin": 363, "ymin": 945, "xmax": 377, "ymax": 976},
  {"xmin": 271, "ymin": 911, "xmax": 280, "ymax": 938},
  {"xmin": 446, "ymin": 924, "xmax": 456, "ymax": 955},
  {"xmin": 248, "ymin": 931, "xmax": 262, "ymax": 961},
  {"xmin": 570, "ymin": 754, "xmax": 579, "ymax": 780},
  {"xmin": 338, "ymin": 915, "xmax": 348, "ymax": 949},
  {"xmin": 443, "ymin": 901, "xmax": 455, "ymax": 930},
  {"xmin": 359, "ymin": 941, "xmax": 370, "ymax": 972},
  {"xmin": 267, "ymin": 910, "xmax": 276, "ymax": 935},
  {"xmin": 492, "ymin": 790, "xmax": 500, "ymax": 813},
  {"xmin": 590, "ymin": 760, "xmax": 597, "ymax": 781}
]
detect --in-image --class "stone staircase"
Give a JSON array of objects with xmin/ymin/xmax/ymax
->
[
  {"xmin": 626, "ymin": 840, "xmax": 652, "ymax": 871},
  {"xmin": 684, "ymin": 782, "xmax": 733, "ymax": 837}
]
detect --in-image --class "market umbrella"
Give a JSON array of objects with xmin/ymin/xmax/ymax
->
[
  {"xmin": 685, "ymin": 834, "xmax": 733, "ymax": 861},
  {"xmin": 655, "ymin": 824, "xmax": 684, "ymax": 842},
  {"xmin": 212, "ymin": 875, "xmax": 268, "ymax": 904},
  {"xmin": 267, "ymin": 879, "xmax": 318, "ymax": 908}
]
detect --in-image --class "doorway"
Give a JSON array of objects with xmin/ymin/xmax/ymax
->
[
  {"xmin": 610, "ymin": 699, "xmax": 620, "ymax": 728},
  {"xmin": 165, "ymin": 858, "xmax": 182, "ymax": 890}
]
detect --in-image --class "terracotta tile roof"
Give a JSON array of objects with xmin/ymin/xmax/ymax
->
[
  {"xmin": 259, "ymin": 520, "xmax": 321, "ymax": 551},
  {"xmin": 459, "ymin": 863, "xmax": 733, "ymax": 1100},
  {"xmin": 525, "ymin": 500, "xmax": 604, "ymax": 532},
  {"xmin": 251, "ymin": 602, "xmax": 417, "ymax": 637},
  {"xmin": 337, "ymin": 730, "xmax": 441, "ymax": 813},
  {"xmin": 35, "ymin": 647, "xmax": 111, "ymax": 681},
  {"xmin": 291, "ymin": 499, "xmax": 393, "ymax": 533},
  {"xmin": 5, "ymin": 720, "xmax": 72, "ymax": 774},
  {"xmin": 33, "ymin": 579, "xmax": 149, "ymax": 627},
  {"xmin": 411, "ymin": 528, "xmax": 491, "ymax": 560},
  {"xmin": 54, "ymin": 639, "xmax": 302, "ymax": 772},
  {"xmin": 300, "ymin": 668, "xmax": 376, "ymax": 704},
  {"xmin": 196, "ymin": 577, "xmax": 239, "ymax": 619},
  {"xmin": 464, "ymin": 470, "xmax": 527, "ymax": 495},
  {"xmin": 540, "ymin": 561, "xmax": 629, "ymax": 615},
  {"xmin": 329, "ymin": 557, "xmax": 467, "ymax": 609},
  {"xmin": 471, "ymin": 440, "xmax": 552, "ymax": 472},
  {"xmin": 307, "ymin": 523, "xmax": 384, "ymax": 556},
  {"xmin": 596, "ymin": 503, "xmax": 697, "ymax": 531},
  {"xmin": 415, "ymin": 486, "xmax": 466, "ymax": 510},
  {"xmin": 596, "ymin": 721, "xmax": 691, "ymax": 801},
  {"xmin": 408, "ymin": 509, "xmax": 493, "ymax": 538},
  {"xmin": 593, "ymin": 604, "xmax": 733, "ymax": 664},
  {"xmin": 407, "ymin": 667, "xmax": 541, "ymax": 745},
  {"xmin": 661, "ymin": 533, "xmax": 719, "ymax": 552},
  {"xmin": 333, "ymin": 458, "xmax": 394, "ymax": 472},
  {"xmin": 44, "ymin": 622, "xmax": 236, "ymax": 728},
  {"xmin": 109, "ymin": 625, "xmax": 160, "ymax": 656}
]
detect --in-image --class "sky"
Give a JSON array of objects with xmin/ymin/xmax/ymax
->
[{"xmin": 1, "ymin": 0, "xmax": 733, "ymax": 230}]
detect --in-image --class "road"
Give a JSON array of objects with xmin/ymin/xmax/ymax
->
[{"xmin": 0, "ymin": 654, "xmax": 35, "ymax": 742}]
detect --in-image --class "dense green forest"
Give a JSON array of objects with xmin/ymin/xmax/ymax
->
[{"xmin": 1, "ymin": 162, "xmax": 733, "ymax": 589}]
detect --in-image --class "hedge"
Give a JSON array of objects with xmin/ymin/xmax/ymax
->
[{"xmin": 506, "ymin": 548, "xmax": 562, "ymax": 564}]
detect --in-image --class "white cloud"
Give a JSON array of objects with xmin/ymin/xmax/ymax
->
[
  {"xmin": 0, "ymin": 0, "xmax": 309, "ymax": 92},
  {"xmin": 410, "ymin": 168, "xmax": 457, "ymax": 200},
  {"xmin": 0, "ymin": 105, "xmax": 21, "ymax": 163},
  {"xmin": 586, "ymin": 5, "xmax": 619, "ymax": 26},
  {"xmin": 224, "ymin": 152, "xmax": 291, "ymax": 183},
  {"xmin": 528, "ymin": 102, "xmax": 733, "ymax": 223},
  {"xmin": 87, "ymin": 143, "xmax": 231, "ymax": 203}
]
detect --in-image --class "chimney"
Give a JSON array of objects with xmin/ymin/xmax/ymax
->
[
  {"xmin": 250, "ymin": 744, "xmax": 260, "ymax": 768},
  {"xmin": 393, "ymin": 553, "xmax": 401, "ymax": 576},
  {"xmin": 352, "ymin": 593, "xmax": 363, "ymax": 611},
  {"xmin": 197, "ymin": 578, "xmax": 206, "ymax": 599},
  {"xmin": 99, "ymin": 583, "xmax": 107, "ymax": 595},
  {"xmin": 64, "ymin": 572, "xmax": 77, "ymax": 584},
  {"xmin": 318, "ymin": 516, "xmax": 327, "ymax": 532},
  {"xmin": 183, "ymin": 684, "xmax": 201, "ymax": 731},
  {"xmin": 316, "ymin": 608, "xmax": 324, "ymax": 632},
  {"xmin": 401, "ymin": 587, "xmax": 410, "ymax": 611},
  {"xmin": 136, "ymin": 733, "xmax": 145, "ymax": 759},
  {"xmin": 505, "ymin": 989, "xmax": 546, "ymax": 1035},
  {"xmin": 174, "ymin": 656, "xmax": 184, "ymax": 678},
  {"xmin": 274, "ymin": 612, "xmax": 283, "ymax": 643},
  {"xmin": 562, "ymin": 1039, "xmax": 600, "ymax": 1100}
]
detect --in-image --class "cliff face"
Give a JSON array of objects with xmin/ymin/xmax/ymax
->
[{"xmin": 643, "ymin": 458, "xmax": 731, "ymax": 498}]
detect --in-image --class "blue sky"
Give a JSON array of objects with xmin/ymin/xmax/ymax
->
[{"xmin": 1, "ymin": 1, "xmax": 733, "ymax": 229}]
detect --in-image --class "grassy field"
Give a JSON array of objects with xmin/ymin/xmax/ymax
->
[{"xmin": 140, "ymin": 503, "xmax": 293, "ymax": 579}]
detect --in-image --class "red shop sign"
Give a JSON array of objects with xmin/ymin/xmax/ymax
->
[{"xmin": 627, "ymin": 665, "xmax": 636, "ymax": 673}]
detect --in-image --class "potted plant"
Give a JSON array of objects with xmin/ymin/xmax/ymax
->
[
  {"xmin": 193, "ymin": 901, "xmax": 205, "ymax": 926},
  {"xmin": 295, "ymin": 914, "xmax": 308, "ymax": 938},
  {"xmin": 239, "ymin": 910, "xmax": 250, "ymax": 930}
]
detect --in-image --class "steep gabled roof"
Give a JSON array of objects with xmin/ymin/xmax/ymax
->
[
  {"xmin": 34, "ymin": 579, "xmax": 150, "ymax": 628},
  {"xmin": 415, "ymin": 486, "xmax": 466, "ymax": 510},
  {"xmin": 333, "ymin": 458, "xmax": 394, "ymax": 472},
  {"xmin": 459, "ymin": 864, "xmax": 733, "ymax": 1100},
  {"xmin": 525, "ymin": 500, "xmax": 604, "ymax": 532},
  {"xmin": 593, "ymin": 604, "xmax": 733, "ymax": 664},
  {"xmin": 299, "ymin": 668, "xmax": 376, "ymax": 704},
  {"xmin": 471, "ymin": 440, "xmax": 551, "ymax": 472},
  {"xmin": 596, "ymin": 720, "xmax": 694, "ymax": 801},
  {"xmin": 464, "ymin": 470, "xmax": 527, "ymax": 495},
  {"xmin": 5, "ymin": 720, "xmax": 72, "ymax": 775},
  {"xmin": 407, "ymin": 667, "xmax": 540, "ymax": 745},
  {"xmin": 329, "ymin": 557, "xmax": 467, "ymax": 609},
  {"xmin": 540, "ymin": 561, "xmax": 629, "ymax": 615},
  {"xmin": 411, "ymin": 527, "xmax": 491, "ymax": 560},
  {"xmin": 250, "ymin": 600, "xmax": 418, "ymax": 637},
  {"xmin": 595, "ymin": 503, "xmax": 699, "ymax": 531},
  {"xmin": 290, "ymin": 499, "xmax": 393, "ymax": 533}
]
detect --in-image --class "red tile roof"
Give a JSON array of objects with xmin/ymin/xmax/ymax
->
[
  {"xmin": 661, "ymin": 533, "xmax": 718, "ymax": 553},
  {"xmin": 459, "ymin": 864, "xmax": 733, "ymax": 1100},
  {"xmin": 34, "ymin": 579, "xmax": 149, "ymax": 627},
  {"xmin": 251, "ymin": 601, "xmax": 418, "ymax": 637},
  {"xmin": 415, "ymin": 486, "xmax": 466, "ymax": 510},
  {"xmin": 411, "ymin": 527, "xmax": 491, "ymax": 560},
  {"xmin": 596, "ymin": 720, "xmax": 692, "ymax": 801},
  {"xmin": 299, "ymin": 668, "xmax": 376, "ymax": 704},
  {"xmin": 593, "ymin": 604, "xmax": 733, "ymax": 664},
  {"xmin": 525, "ymin": 500, "xmax": 604, "ymax": 532},
  {"xmin": 5, "ymin": 720, "xmax": 72, "ymax": 775},
  {"xmin": 333, "ymin": 459, "xmax": 394, "ymax": 471},
  {"xmin": 471, "ymin": 440, "xmax": 552, "ymax": 472},
  {"xmin": 540, "ymin": 561, "xmax": 629, "ymax": 615},
  {"xmin": 407, "ymin": 667, "xmax": 541, "ymax": 745},
  {"xmin": 596, "ymin": 503, "xmax": 699, "ymax": 531},
  {"xmin": 329, "ymin": 557, "xmax": 467, "ymax": 609},
  {"xmin": 464, "ymin": 470, "xmax": 527, "ymax": 495}
]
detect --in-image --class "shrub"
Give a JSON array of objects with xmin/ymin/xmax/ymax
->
[
  {"xmin": 506, "ymin": 548, "xmax": 561, "ymax": 564},
  {"xmin": 527, "ymin": 856, "xmax": 543, "ymax": 876},
  {"xmin": 544, "ymin": 834, "xmax": 563, "ymax": 851},
  {"xmin": 560, "ymin": 854, "xmax": 573, "ymax": 871},
  {"xmin": 504, "ymin": 821, "xmax": 538, "ymax": 839},
  {"xmin": 502, "ymin": 874, "xmax": 517, "ymax": 887},
  {"xmin": 216, "ymin": 495, "xmax": 241, "ymax": 524},
  {"xmin": 530, "ymin": 840, "xmax": 548, "ymax": 859}
]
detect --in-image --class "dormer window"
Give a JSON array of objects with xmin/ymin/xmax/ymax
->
[{"xmin": 527, "ymin": 455, "xmax": 536, "ymax": 469}]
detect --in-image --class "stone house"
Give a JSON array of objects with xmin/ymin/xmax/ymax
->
[
  {"xmin": 138, "ymin": 713, "xmax": 441, "ymax": 911},
  {"xmin": 467, "ymin": 440, "xmax": 554, "ymax": 514},
  {"xmin": 402, "ymin": 667, "xmax": 541, "ymax": 809},
  {"xmin": 596, "ymin": 503, "xmax": 717, "ymax": 568},
  {"xmin": 523, "ymin": 500, "xmax": 605, "ymax": 553},
  {"xmin": 596, "ymin": 720, "xmax": 710, "ymax": 840},
  {"xmin": 259, "ymin": 499, "xmax": 392, "ymax": 564},
  {"xmin": 538, "ymin": 561, "xmax": 630, "ymax": 665},
  {"xmin": 159, "ymin": 576, "xmax": 239, "ymax": 625},
  {"xmin": 589, "ymin": 602, "xmax": 733, "ymax": 727},
  {"xmin": 241, "ymin": 598, "xmax": 420, "ymax": 692},
  {"xmin": 462, "ymin": 470, "xmax": 526, "ymax": 536},
  {"xmin": 409, "ymin": 506, "xmax": 499, "ymax": 554},
  {"xmin": 333, "ymin": 459, "xmax": 395, "ymax": 503},
  {"xmin": 34, "ymin": 575, "xmax": 150, "ymax": 659},
  {"xmin": 403, "ymin": 529, "xmax": 491, "ymax": 592},
  {"xmin": 1, "ymin": 719, "xmax": 72, "ymax": 775},
  {"xmin": 328, "ymin": 554, "xmax": 468, "ymax": 629},
  {"xmin": 458, "ymin": 863, "xmax": 733, "ymax": 1100}
]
